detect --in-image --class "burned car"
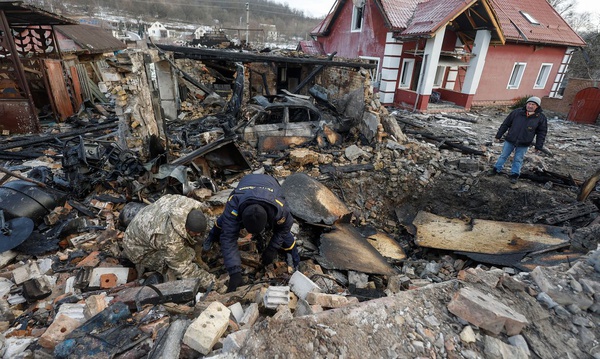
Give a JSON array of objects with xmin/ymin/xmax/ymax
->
[{"xmin": 239, "ymin": 95, "xmax": 349, "ymax": 151}]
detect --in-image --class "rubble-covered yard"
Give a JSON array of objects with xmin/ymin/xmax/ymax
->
[{"xmin": 0, "ymin": 47, "xmax": 598, "ymax": 359}]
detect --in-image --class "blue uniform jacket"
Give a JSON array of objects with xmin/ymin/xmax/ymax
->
[{"xmin": 218, "ymin": 174, "xmax": 295, "ymax": 274}]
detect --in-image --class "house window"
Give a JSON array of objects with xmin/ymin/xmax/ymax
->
[
  {"xmin": 360, "ymin": 56, "xmax": 380, "ymax": 83},
  {"xmin": 507, "ymin": 62, "xmax": 526, "ymax": 89},
  {"xmin": 520, "ymin": 11, "xmax": 539, "ymax": 25},
  {"xmin": 399, "ymin": 59, "xmax": 415, "ymax": 89},
  {"xmin": 534, "ymin": 63, "xmax": 552, "ymax": 89},
  {"xmin": 351, "ymin": 5, "xmax": 363, "ymax": 32},
  {"xmin": 433, "ymin": 66, "xmax": 446, "ymax": 88}
]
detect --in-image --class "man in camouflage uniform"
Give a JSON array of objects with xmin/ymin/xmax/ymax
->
[{"xmin": 122, "ymin": 194, "xmax": 215, "ymax": 289}]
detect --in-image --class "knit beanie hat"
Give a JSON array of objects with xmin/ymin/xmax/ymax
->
[
  {"xmin": 526, "ymin": 96, "xmax": 541, "ymax": 106},
  {"xmin": 242, "ymin": 204, "xmax": 267, "ymax": 234},
  {"xmin": 185, "ymin": 209, "xmax": 207, "ymax": 233}
]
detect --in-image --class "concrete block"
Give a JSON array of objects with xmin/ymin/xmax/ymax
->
[
  {"xmin": 305, "ymin": 292, "xmax": 353, "ymax": 308},
  {"xmin": 57, "ymin": 303, "xmax": 86, "ymax": 322},
  {"xmin": 239, "ymin": 303, "xmax": 259, "ymax": 328},
  {"xmin": 289, "ymin": 271, "xmax": 321, "ymax": 300},
  {"xmin": 263, "ymin": 286, "xmax": 290, "ymax": 309},
  {"xmin": 183, "ymin": 301, "xmax": 230, "ymax": 355},
  {"xmin": 447, "ymin": 287, "xmax": 528, "ymax": 336},
  {"xmin": 222, "ymin": 329, "xmax": 249, "ymax": 353},
  {"xmin": 228, "ymin": 302, "xmax": 244, "ymax": 323},
  {"xmin": 12, "ymin": 262, "xmax": 41, "ymax": 284},
  {"xmin": 89, "ymin": 267, "xmax": 130, "ymax": 288},
  {"xmin": 39, "ymin": 313, "xmax": 82, "ymax": 349}
]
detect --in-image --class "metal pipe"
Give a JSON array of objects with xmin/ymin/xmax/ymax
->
[{"xmin": 245, "ymin": 3, "xmax": 249, "ymax": 46}]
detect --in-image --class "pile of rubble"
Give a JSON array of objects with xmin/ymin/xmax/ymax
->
[{"xmin": 0, "ymin": 46, "xmax": 598, "ymax": 358}]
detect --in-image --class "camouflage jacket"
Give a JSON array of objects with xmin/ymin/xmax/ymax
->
[{"xmin": 122, "ymin": 194, "xmax": 214, "ymax": 288}]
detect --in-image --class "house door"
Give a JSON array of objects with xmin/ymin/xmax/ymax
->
[{"xmin": 567, "ymin": 87, "xmax": 600, "ymax": 124}]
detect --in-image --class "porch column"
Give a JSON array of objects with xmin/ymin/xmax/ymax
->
[
  {"xmin": 417, "ymin": 26, "xmax": 445, "ymax": 97},
  {"xmin": 379, "ymin": 32, "xmax": 403, "ymax": 105},
  {"xmin": 462, "ymin": 29, "xmax": 491, "ymax": 94}
]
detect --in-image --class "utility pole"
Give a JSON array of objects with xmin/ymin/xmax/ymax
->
[{"xmin": 245, "ymin": 3, "xmax": 250, "ymax": 46}]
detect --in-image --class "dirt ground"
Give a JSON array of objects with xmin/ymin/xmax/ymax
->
[
  {"xmin": 327, "ymin": 105, "xmax": 600, "ymax": 229},
  {"xmin": 225, "ymin": 105, "xmax": 600, "ymax": 359}
]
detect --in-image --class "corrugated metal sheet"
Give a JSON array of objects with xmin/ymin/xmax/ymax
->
[
  {"xmin": 55, "ymin": 25, "xmax": 126, "ymax": 54},
  {"xmin": 401, "ymin": 0, "xmax": 475, "ymax": 36},
  {"xmin": 488, "ymin": 0, "xmax": 585, "ymax": 46}
]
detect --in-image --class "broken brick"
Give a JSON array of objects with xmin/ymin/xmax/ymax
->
[
  {"xmin": 39, "ymin": 313, "xmax": 82, "ymax": 349},
  {"xmin": 99, "ymin": 273, "xmax": 118, "ymax": 288},
  {"xmin": 447, "ymin": 287, "xmax": 528, "ymax": 336}
]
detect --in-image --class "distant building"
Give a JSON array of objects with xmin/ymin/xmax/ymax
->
[
  {"xmin": 259, "ymin": 24, "xmax": 277, "ymax": 42},
  {"xmin": 148, "ymin": 22, "xmax": 169, "ymax": 39},
  {"xmin": 194, "ymin": 25, "xmax": 213, "ymax": 39}
]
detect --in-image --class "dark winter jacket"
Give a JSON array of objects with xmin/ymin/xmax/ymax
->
[
  {"xmin": 219, "ymin": 174, "xmax": 294, "ymax": 274},
  {"xmin": 495, "ymin": 106, "xmax": 548, "ymax": 149}
]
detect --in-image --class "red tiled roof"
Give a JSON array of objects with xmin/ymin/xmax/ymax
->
[
  {"xmin": 401, "ymin": 0, "xmax": 475, "ymax": 36},
  {"xmin": 312, "ymin": 0, "xmax": 584, "ymax": 47},
  {"xmin": 298, "ymin": 40, "xmax": 326, "ymax": 55},
  {"xmin": 378, "ymin": 0, "xmax": 421, "ymax": 29},
  {"xmin": 488, "ymin": 0, "xmax": 585, "ymax": 46}
]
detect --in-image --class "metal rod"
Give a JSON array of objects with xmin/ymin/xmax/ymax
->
[{"xmin": 0, "ymin": 166, "xmax": 46, "ymax": 188}]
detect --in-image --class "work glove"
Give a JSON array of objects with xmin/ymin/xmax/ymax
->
[
  {"xmin": 261, "ymin": 247, "xmax": 278, "ymax": 266},
  {"xmin": 226, "ymin": 272, "xmax": 244, "ymax": 293}
]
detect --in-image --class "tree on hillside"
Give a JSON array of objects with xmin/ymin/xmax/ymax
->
[
  {"xmin": 547, "ymin": 0, "xmax": 593, "ymax": 30},
  {"xmin": 569, "ymin": 31, "xmax": 600, "ymax": 79}
]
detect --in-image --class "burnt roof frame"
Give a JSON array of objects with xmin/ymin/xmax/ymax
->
[{"xmin": 0, "ymin": 1, "xmax": 77, "ymax": 134}]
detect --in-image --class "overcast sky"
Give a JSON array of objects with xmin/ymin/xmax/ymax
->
[{"xmin": 276, "ymin": 0, "xmax": 600, "ymax": 19}]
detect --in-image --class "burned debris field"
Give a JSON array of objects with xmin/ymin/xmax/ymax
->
[{"xmin": 0, "ymin": 45, "xmax": 597, "ymax": 358}]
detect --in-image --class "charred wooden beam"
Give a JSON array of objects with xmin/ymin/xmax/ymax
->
[
  {"xmin": 413, "ymin": 211, "xmax": 570, "ymax": 255},
  {"xmin": 405, "ymin": 129, "xmax": 484, "ymax": 155},
  {"xmin": 0, "ymin": 120, "xmax": 117, "ymax": 151},
  {"xmin": 157, "ymin": 44, "xmax": 375, "ymax": 69},
  {"xmin": 292, "ymin": 52, "xmax": 336, "ymax": 94}
]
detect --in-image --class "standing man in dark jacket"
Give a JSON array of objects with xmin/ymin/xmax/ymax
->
[
  {"xmin": 490, "ymin": 96, "xmax": 548, "ymax": 183},
  {"xmin": 204, "ymin": 174, "xmax": 300, "ymax": 292}
]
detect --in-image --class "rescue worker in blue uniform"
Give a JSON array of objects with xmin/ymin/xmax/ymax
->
[{"xmin": 204, "ymin": 174, "xmax": 300, "ymax": 292}]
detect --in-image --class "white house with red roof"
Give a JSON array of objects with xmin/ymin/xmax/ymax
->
[{"xmin": 310, "ymin": 0, "xmax": 586, "ymax": 112}]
